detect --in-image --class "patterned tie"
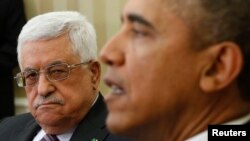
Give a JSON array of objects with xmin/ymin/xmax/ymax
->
[{"xmin": 40, "ymin": 134, "xmax": 59, "ymax": 141}]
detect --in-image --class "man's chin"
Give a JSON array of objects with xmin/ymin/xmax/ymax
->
[
  {"xmin": 106, "ymin": 114, "xmax": 133, "ymax": 136},
  {"xmin": 37, "ymin": 116, "xmax": 59, "ymax": 126},
  {"xmin": 35, "ymin": 111, "xmax": 63, "ymax": 126}
]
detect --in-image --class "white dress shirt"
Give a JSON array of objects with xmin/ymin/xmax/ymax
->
[
  {"xmin": 186, "ymin": 112, "xmax": 250, "ymax": 141},
  {"xmin": 33, "ymin": 128, "xmax": 75, "ymax": 141}
]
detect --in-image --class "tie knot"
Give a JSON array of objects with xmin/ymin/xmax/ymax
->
[{"xmin": 40, "ymin": 134, "xmax": 59, "ymax": 141}]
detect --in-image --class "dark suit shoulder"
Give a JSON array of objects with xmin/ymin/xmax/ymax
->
[
  {"xmin": 0, "ymin": 113, "xmax": 33, "ymax": 126},
  {"xmin": 0, "ymin": 113, "xmax": 36, "ymax": 139}
]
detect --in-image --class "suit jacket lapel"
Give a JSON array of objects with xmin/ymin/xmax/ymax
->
[{"xmin": 70, "ymin": 93, "xmax": 109, "ymax": 141}]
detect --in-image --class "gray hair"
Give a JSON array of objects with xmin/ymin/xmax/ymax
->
[{"xmin": 17, "ymin": 11, "xmax": 97, "ymax": 65}]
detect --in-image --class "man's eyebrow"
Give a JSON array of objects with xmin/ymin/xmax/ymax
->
[
  {"xmin": 125, "ymin": 13, "xmax": 154, "ymax": 29},
  {"xmin": 47, "ymin": 60, "xmax": 66, "ymax": 66},
  {"xmin": 23, "ymin": 60, "xmax": 66, "ymax": 72},
  {"xmin": 23, "ymin": 67, "xmax": 36, "ymax": 72}
]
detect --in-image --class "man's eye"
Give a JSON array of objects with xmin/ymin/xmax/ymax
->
[
  {"xmin": 132, "ymin": 29, "xmax": 148, "ymax": 37},
  {"xmin": 49, "ymin": 69, "xmax": 66, "ymax": 74},
  {"xmin": 24, "ymin": 72, "xmax": 37, "ymax": 80}
]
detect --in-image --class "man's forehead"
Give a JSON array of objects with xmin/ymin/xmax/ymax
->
[
  {"xmin": 20, "ymin": 43, "xmax": 79, "ymax": 71},
  {"xmin": 21, "ymin": 59, "xmax": 70, "ymax": 71},
  {"xmin": 122, "ymin": 0, "xmax": 168, "ymax": 24},
  {"xmin": 124, "ymin": 0, "xmax": 167, "ymax": 13},
  {"xmin": 122, "ymin": 0, "xmax": 189, "ymax": 33},
  {"xmin": 124, "ymin": 0, "xmax": 199, "ymax": 17},
  {"xmin": 123, "ymin": 0, "xmax": 202, "ymax": 33}
]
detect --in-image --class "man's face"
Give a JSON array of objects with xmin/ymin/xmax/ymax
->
[
  {"xmin": 100, "ymin": 0, "xmax": 204, "ymax": 136},
  {"xmin": 20, "ymin": 35, "xmax": 98, "ymax": 131}
]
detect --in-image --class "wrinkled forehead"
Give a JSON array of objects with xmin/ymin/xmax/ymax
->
[
  {"xmin": 19, "ymin": 34, "xmax": 74, "ymax": 60},
  {"xmin": 19, "ymin": 37, "xmax": 79, "ymax": 71}
]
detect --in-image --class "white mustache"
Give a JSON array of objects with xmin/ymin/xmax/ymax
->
[{"xmin": 33, "ymin": 94, "xmax": 65, "ymax": 109}]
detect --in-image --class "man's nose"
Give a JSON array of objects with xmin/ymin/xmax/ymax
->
[
  {"xmin": 36, "ymin": 74, "xmax": 55, "ymax": 96},
  {"xmin": 99, "ymin": 32, "xmax": 125, "ymax": 66}
]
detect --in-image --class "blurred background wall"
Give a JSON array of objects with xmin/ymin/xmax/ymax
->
[{"xmin": 15, "ymin": 0, "xmax": 127, "ymax": 114}]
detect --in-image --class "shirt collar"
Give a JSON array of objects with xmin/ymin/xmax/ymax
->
[
  {"xmin": 33, "ymin": 127, "xmax": 76, "ymax": 141},
  {"xmin": 186, "ymin": 112, "xmax": 250, "ymax": 141},
  {"xmin": 91, "ymin": 93, "xmax": 99, "ymax": 107}
]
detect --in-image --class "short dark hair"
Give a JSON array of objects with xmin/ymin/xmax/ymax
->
[{"xmin": 170, "ymin": 0, "xmax": 250, "ymax": 100}]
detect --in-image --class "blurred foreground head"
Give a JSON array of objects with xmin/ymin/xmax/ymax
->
[{"xmin": 100, "ymin": 0, "xmax": 250, "ymax": 140}]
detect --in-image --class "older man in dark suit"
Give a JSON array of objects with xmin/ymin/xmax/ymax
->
[{"xmin": 0, "ymin": 11, "xmax": 130, "ymax": 141}]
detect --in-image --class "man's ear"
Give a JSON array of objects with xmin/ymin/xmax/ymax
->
[
  {"xmin": 200, "ymin": 42, "xmax": 243, "ymax": 93},
  {"xmin": 89, "ymin": 61, "xmax": 101, "ymax": 90}
]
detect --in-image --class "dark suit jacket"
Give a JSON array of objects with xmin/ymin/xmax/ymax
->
[{"xmin": 0, "ymin": 94, "xmax": 130, "ymax": 141}]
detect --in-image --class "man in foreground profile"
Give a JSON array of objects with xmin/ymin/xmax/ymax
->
[{"xmin": 100, "ymin": 0, "xmax": 250, "ymax": 140}]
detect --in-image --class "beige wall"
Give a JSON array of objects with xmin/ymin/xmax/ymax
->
[{"xmin": 17, "ymin": 0, "xmax": 126, "ymax": 95}]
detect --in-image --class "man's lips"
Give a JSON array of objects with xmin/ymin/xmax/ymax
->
[
  {"xmin": 111, "ymin": 85, "xmax": 124, "ymax": 95},
  {"xmin": 104, "ymin": 78, "xmax": 125, "ymax": 95}
]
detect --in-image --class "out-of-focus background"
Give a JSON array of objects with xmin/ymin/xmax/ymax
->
[{"xmin": 15, "ymin": 0, "xmax": 127, "ymax": 115}]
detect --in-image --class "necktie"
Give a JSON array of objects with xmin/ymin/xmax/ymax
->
[{"xmin": 40, "ymin": 134, "xmax": 59, "ymax": 141}]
